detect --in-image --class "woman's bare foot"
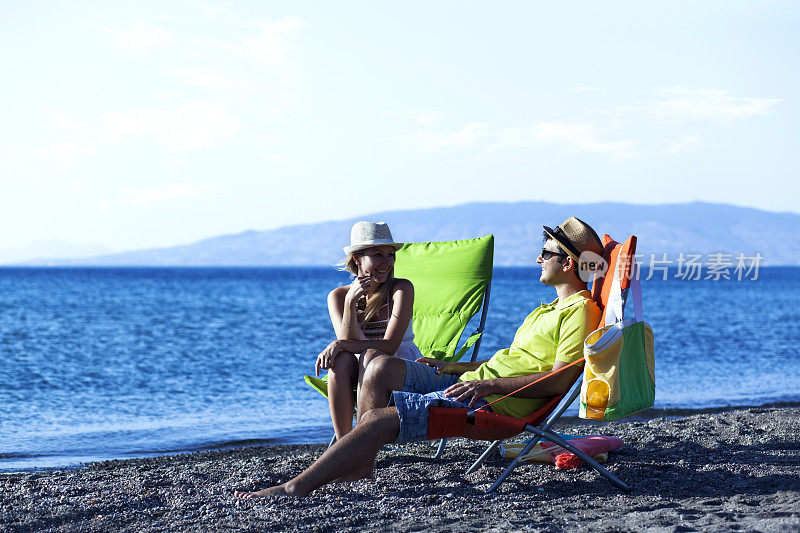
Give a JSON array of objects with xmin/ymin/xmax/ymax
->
[{"xmin": 234, "ymin": 483, "xmax": 301, "ymax": 499}]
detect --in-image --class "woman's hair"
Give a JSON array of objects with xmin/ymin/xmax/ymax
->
[{"xmin": 338, "ymin": 250, "xmax": 395, "ymax": 324}]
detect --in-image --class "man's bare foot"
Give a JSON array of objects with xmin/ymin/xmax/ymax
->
[
  {"xmin": 332, "ymin": 465, "xmax": 375, "ymax": 484},
  {"xmin": 234, "ymin": 483, "xmax": 301, "ymax": 499}
]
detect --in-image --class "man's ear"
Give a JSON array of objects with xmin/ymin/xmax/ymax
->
[{"xmin": 563, "ymin": 256, "xmax": 574, "ymax": 272}]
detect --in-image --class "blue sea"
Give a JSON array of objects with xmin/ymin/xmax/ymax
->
[{"xmin": 1, "ymin": 266, "xmax": 798, "ymax": 472}]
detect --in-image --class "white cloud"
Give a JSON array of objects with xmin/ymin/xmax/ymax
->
[
  {"xmin": 621, "ymin": 87, "xmax": 780, "ymax": 124},
  {"xmin": 658, "ymin": 134, "xmax": 704, "ymax": 156},
  {"xmin": 567, "ymin": 86, "xmax": 608, "ymax": 96},
  {"xmin": 512, "ymin": 122, "xmax": 638, "ymax": 160},
  {"xmin": 200, "ymin": 17, "xmax": 306, "ymax": 72},
  {"xmin": 39, "ymin": 114, "xmax": 98, "ymax": 170},
  {"xmin": 193, "ymin": 2, "xmax": 254, "ymax": 25},
  {"xmin": 39, "ymin": 5, "xmax": 305, "ymax": 170},
  {"xmin": 92, "ymin": 20, "xmax": 177, "ymax": 57},
  {"xmin": 398, "ymin": 123, "xmax": 489, "ymax": 153},
  {"xmin": 99, "ymin": 182, "xmax": 221, "ymax": 209},
  {"xmin": 38, "ymin": 101, "xmax": 240, "ymax": 170},
  {"xmin": 44, "ymin": 134, "xmax": 99, "ymax": 170},
  {"xmin": 393, "ymin": 87, "xmax": 778, "ymax": 160},
  {"xmin": 251, "ymin": 134, "xmax": 290, "ymax": 163},
  {"xmin": 386, "ymin": 109, "xmax": 446, "ymax": 126},
  {"xmin": 167, "ymin": 66, "xmax": 256, "ymax": 97},
  {"xmin": 396, "ymin": 121, "xmax": 636, "ymax": 159},
  {"xmin": 101, "ymin": 100, "xmax": 241, "ymax": 151},
  {"xmin": 43, "ymin": 8, "xmax": 306, "ymax": 170}
]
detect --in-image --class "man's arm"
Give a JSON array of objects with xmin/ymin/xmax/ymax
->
[{"xmin": 443, "ymin": 359, "xmax": 581, "ymax": 407}]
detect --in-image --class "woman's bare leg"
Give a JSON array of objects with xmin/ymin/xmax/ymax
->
[
  {"xmin": 327, "ymin": 351, "xmax": 357, "ymax": 440},
  {"xmin": 234, "ymin": 406, "xmax": 401, "ymax": 499}
]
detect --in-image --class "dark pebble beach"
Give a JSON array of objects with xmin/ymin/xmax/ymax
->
[{"xmin": 2, "ymin": 405, "xmax": 799, "ymax": 532}]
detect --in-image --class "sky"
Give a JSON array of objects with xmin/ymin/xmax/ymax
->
[{"xmin": 1, "ymin": 1, "xmax": 797, "ymax": 255}]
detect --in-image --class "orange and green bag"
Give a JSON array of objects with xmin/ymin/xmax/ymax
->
[{"xmin": 580, "ymin": 259, "xmax": 655, "ymax": 422}]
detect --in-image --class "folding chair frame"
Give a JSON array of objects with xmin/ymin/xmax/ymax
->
[
  {"xmin": 465, "ymin": 375, "xmax": 629, "ymax": 493},
  {"xmin": 432, "ymin": 279, "xmax": 492, "ymax": 459}
]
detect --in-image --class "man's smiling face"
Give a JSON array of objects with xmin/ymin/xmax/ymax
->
[{"xmin": 537, "ymin": 240, "xmax": 569, "ymax": 286}]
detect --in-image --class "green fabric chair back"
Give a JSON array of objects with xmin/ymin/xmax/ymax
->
[
  {"xmin": 304, "ymin": 235, "xmax": 493, "ymax": 398},
  {"xmin": 394, "ymin": 235, "xmax": 493, "ymax": 362}
]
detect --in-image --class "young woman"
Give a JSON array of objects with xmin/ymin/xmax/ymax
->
[{"xmin": 315, "ymin": 221, "xmax": 422, "ymax": 440}]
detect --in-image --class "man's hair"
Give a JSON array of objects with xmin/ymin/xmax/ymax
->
[{"xmin": 542, "ymin": 233, "xmax": 583, "ymax": 283}]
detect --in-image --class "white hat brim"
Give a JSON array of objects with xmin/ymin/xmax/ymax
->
[{"xmin": 343, "ymin": 241, "xmax": 404, "ymax": 255}]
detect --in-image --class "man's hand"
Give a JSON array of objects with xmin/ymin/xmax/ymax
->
[
  {"xmin": 444, "ymin": 379, "xmax": 498, "ymax": 407},
  {"xmin": 315, "ymin": 340, "xmax": 343, "ymax": 376},
  {"xmin": 415, "ymin": 357, "xmax": 449, "ymax": 374}
]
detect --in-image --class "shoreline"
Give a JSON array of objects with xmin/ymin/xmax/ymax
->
[
  {"xmin": 2, "ymin": 405, "xmax": 799, "ymax": 532},
  {"xmin": 5, "ymin": 400, "xmax": 800, "ymax": 475}
]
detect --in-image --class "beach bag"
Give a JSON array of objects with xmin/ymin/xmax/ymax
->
[{"xmin": 580, "ymin": 257, "xmax": 655, "ymax": 421}]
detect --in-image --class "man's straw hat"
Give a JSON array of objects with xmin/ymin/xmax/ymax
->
[
  {"xmin": 344, "ymin": 221, "xmax": 404, "ymax": 255},
  {"xmin": 543, "ymin": 217, "xmax": 604, "ymax": 263}
]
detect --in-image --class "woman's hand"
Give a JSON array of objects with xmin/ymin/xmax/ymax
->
[
  {"xmin": 345, "ymin": 276, "xmax": 374, "ymax": 303},
  {"xmin": 415, "ymin": 357, "xmax": 449, "ymax": 375},
  {"xmin": 443, "ymin": 379, "xmax": 498, "ymax": 407},
  {"xmin": 315, "ymin": 340, "xmax": 344, "ymax": 376}
]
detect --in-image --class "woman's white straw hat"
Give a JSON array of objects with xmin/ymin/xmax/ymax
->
[{"xmin": 344, "ymin": 221, "xmax": 404, "ymax": 255}]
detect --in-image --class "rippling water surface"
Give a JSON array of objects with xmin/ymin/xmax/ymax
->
[{"xmin": 1, "ymin": 266, "xmax": 797, "ymax": 470}]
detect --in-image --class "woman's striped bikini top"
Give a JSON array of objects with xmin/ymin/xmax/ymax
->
[{"xmin": 356, "ymin": 283, "xmax": 392, "ymax": 340}]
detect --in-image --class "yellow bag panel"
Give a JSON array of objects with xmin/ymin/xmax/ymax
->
[{"xmin": 581, "ymin": 325, "xmax": 624, "ymax": 411}]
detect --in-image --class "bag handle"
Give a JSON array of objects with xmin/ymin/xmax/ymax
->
[
  {"xmin": 604, "ymin": 254, "xmax": 643, "ymax": 325},
  {"xmin": 630, "ymin": 259, "xmax": 643, "ymax": 323}
]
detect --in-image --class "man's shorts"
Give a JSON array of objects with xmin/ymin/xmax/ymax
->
[{"xmin": 392, "ymin": 360, "xmax": 490, "ymax": 444}]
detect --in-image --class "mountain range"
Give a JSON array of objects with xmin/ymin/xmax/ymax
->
[{"xmin": 13, "ymin": 201, "xmax": 800, "ymax": 266}]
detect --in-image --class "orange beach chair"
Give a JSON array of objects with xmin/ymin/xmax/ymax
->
[{"xmin": 426, "ymin": 234, "xmax": 638, "ymax": 493}]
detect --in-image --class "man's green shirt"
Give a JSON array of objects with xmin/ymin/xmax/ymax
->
[{"xmin": 458, "ymin": 290, "xmax": 601, "ymax": 418}]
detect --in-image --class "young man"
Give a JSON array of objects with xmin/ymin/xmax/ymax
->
[{"xmin": 236, "ymin": 217, "xmax": 604, "ymax": 498}]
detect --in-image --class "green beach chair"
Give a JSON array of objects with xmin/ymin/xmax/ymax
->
[{"xmin": 304, "ymin": 235, "xmax": 494, "ymax": 452}]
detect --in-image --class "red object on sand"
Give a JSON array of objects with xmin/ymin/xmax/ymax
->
[
  {"xmin": 555, "ymin": 453, "xmax": 584, "ymax": 470},
  {"xmin": 545, "ymin": 436, "xmax": 624, "ymax": 469}
]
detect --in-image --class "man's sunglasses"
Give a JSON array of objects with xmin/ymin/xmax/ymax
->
[{"xmin": 540, "ymin": 248, "xmax": 568, "ymax": 260}]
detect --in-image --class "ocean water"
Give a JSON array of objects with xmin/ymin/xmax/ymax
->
[{"xmin": 1, "ymin": 266, "xmax": 798, "ymax": 471}]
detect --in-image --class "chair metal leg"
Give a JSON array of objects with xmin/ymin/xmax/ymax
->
[
  {"xmin": 540, "ymin": 378, "xmax": 583, "ymax": 430},
  {"xmin": 485, "ymin": 434, "xmax": 545, "ymax": 493},
  {"xmin": 432, "ymin": 439, "xmax": 447, "ymax": 459},
  {"xmin": 465, "ymin": 439, "xmax": 503, "ymax": 475},
  {"xmin": 524, "ymin": 425, "xmax": 630, "ymax": 492},
  {"xmin": 482, "ymin": 382, "xmax": 583, "ymax": 492}
]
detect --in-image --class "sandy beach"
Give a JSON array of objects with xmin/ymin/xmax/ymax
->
[{"xmin": 2, "ymin": 405, "xmax": 799, "ymax": 532}]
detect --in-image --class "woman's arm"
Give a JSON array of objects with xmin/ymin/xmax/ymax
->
[
  {"xmin": 335, "ymin": 278, "xmax": 414, "ymax": 355},
  {"xmin": 316, "ymin": 280, "xmax": 415, "ymax": 375},
  {"xmin": 327, "ymin": 283, "xmax": 368, "ymax": 341}
]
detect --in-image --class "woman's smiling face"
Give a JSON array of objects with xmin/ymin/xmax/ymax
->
[{"xmin": 355, "ymin": 246, "xmax": 396, "ymax": 283}]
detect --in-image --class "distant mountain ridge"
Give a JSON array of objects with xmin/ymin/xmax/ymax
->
[
  {"xmin": 17, "ymin": 201, "xmax": 800, "ymax": 266},
  {"xmin": 0, "ymin": 240, "xmax": 113, "ymax": 264}
]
